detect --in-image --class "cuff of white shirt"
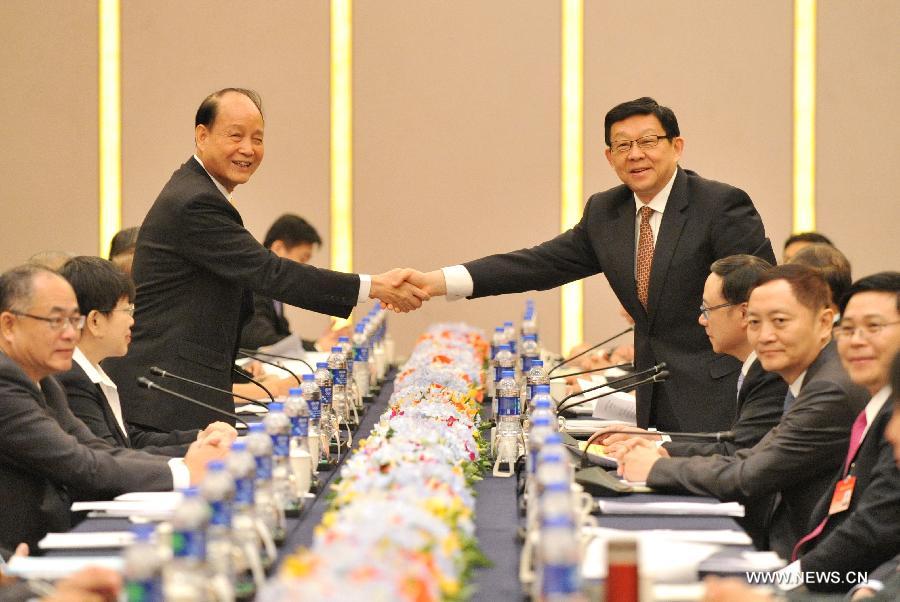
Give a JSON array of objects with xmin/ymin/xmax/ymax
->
[
  {"xmin": 168, "ymin": 458, "xmax": 190, "ymax": 490},
  {"xmin": 850, "ymin": 580, "xmax": 884, "ymax": 595},
  {"xmin": 774, "ymin": 560, "xmax": 803, "ymax": 591},
  {"xmin": 357, "ymin": 274, "xmax": 372, "ymax": 304},
  {"xmin": 441, "ymin": 265, "xmax": 473, "ymax": 301},
  {"xmin": 656, "ymin": 434, "xmax": 672, "ymax": 445}
]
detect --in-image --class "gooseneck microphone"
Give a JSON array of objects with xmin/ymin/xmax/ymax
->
[
  {"xmin": 149, "ymin": 366, "xmax": 273, "ymax": 405},
  {"xmin": 238, "ymin": 348, "xmax": 314, "ymax": 374},
  {"xmin": 556, "ymin": 363, "xmax": 666, "ymax": 407},
  {"xmin": 238, "ymin": 351, "xmax": 303, "ymax": 387},
  {"xmin": 230, "ymin": 366, "xmax": 277, "ymax": 404},
  {"xmin": 547, "ymin": 362, "xmax": 634, "ymax": 381},
  {"xmin": 137, "ymin": 377, "xmax": 248, "ymax": 428},
  {"xmin": 557, "ymin": 369, "xmax": 669, "ymax": 415},
  {"xmin": 547, "ymin": 326, "xmax": 634, "ymax": 376}
]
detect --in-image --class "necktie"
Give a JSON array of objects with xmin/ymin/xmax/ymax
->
[
  {"xmin": 783, "ymin": 389, "xmax": 795, "ymax": 413},
  {"xmin": 636, "ymin": 206, "xmax": 655, "ymax": 308},
  {"xmin": 791, "ymin": 409, "xmax": 868, "ymax": 561}
]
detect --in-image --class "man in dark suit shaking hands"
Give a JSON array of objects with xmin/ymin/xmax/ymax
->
[
  {"xmin": 105, "ymin": 89, "xmax": 428, "ymax": 433},
  {"xmin": 408, "ymin": 97, "xmax": 776, "ymax": 433}
]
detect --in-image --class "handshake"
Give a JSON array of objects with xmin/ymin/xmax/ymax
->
[{"xmin": 369, "ymin": 268, "xmax": 448, "ymax": 313}]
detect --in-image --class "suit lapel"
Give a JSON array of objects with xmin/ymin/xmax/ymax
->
[
  {"xmin": 94, "ymin": 382, "xmax": 130, "ymax": 448},
  {"xmin": 646, "ymin": 168, "xmax": 688, "ymax": 324}
]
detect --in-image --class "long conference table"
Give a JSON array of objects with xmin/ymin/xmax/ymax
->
[{"xmin": 51, "ymin": 372, "xmax": 753, "ymax": 601}]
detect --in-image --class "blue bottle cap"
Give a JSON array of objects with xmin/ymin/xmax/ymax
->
[
  {"xmin": 132, "ymin": 524, "xmax": 155, "ymax": 540},
  {"xmin": 355, "ymin": 324, "xmax": 365, "ymax": 332},
  {"xmin": 504, "ymin": 321, "xmax": 514, "ymax": 327},
  {"xmin": 316, "ymin": 362, "xmax": 328, "ymax": 368},
  {"xmin": 302, "ymin": 373, "xmax": 314, "ymax": 381},
  {"xmin": 532, "ymin": 416, "xmax": 552, "ymax": 427},
  {"xmin": 495, "ymin": 326, "xmax": 505, "ymax": 332},
  {"xmin": 269, "ymin": 402, "xmax": 284, "ymax": 412},
  {"xmin": 248, "ymin": 423, "xmax": 266, "ymax": 433},
  {"xmin": 498, "ymin": 344, "xmax": 511, "ymax": 351},
  {"xmin": 544, "ymin": 432, "xmax": 563, "ymax": 445},
  {"xmin": 338, "ymin": 336, "xmax": 349, "ymax": 343},
  {"xmin": 180, "ymin": 486, "xmax": 199, "ymax": 497},
  {"xmin": 532, "ymin": 360, "xmax": 543, "ymax": 367},
  {"xmin": 331, "ymin": 347, "xmax": 342, "ymax": 353},
  {"xmin": 231, "ymin": 440, "xmax": 247, "ymax": 451},
  {"xmin": 207, "ymin": 460, "xmax": 225, "ymax": 471},
  {"xmin": 501, "ymin": 368, "xmax": 515, "ymax": 378},
  {"xmin": 524, "ymin": 334, "xmax": 537, "ymax": 340}
]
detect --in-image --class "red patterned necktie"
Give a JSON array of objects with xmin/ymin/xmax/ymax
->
[
  {"xmin": 636, "ymin": 205, "xmax": 655, "ymax": 308},
  {"xmin": 791, "ymin": 409, "xmax": 868, "ymax": 561}
]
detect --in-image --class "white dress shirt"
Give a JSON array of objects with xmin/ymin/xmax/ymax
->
[{"xmin": 191, "ymin": 155, "xmax": 371, "ymax": 303}]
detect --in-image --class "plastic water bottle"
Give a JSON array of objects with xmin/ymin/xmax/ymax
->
[
  {"xmin": 363, "ymin": 318, "xmax": 378, "ymax": 387},
  {"xmin": 225, "ymin": 440, "xmax": 261, "ymax": 595},
  {"xmin": 245, "ymin": 423, "xmax": 283, "ymax": 544},
  {"xmin": 524, "ymin": 357, "xmax": 549, "ymax": 409},
  {"xmin": 494, "ymin": 344, "xmax": 516, "ymax": 388},
  {"xmin": 497, "ymin": 367, "xmax": 522, "ymax": 442},
  {"xmin": 284, "ymin": 388, "xmax": 312, "ymax": 499},
  {"xmin": 352, "ymin": 324, "xmax": 371, "ymax": 397},
  {"xmin": 200, "ymin": 460, "xmax": 236, "ymax": 601},
  {"xmin": 300, "ymin": 373, "xmax": 322, "ymax": 470},
  {"xmin": 522, "ymin": 301, "xmax": 538, "ymax": 342},
  {"xmin": 328, "ymin": 346, "xmax": 350, "ymax": 425},
  {"xmin": 263, "ymin": 402, "xmax": 296, "ymax": 515},
  {"xmin": 537, "ymin": 516, "xmax": 582, "ymax": 601},
  {"xmin": 521, "ymin": 334, "xmax": 541, "ymax": 374},
  {"xmin": 124, "ymin": 524, "xmax": 162, "ymax": 602},
  {"xmin": 337, "ymin": 335, "xmax": 361, "ymax": 411},
  {"xmin": 314, "ymin": 361, "xmax": 335, "ymax": 462},
  {"xmin": 314, "ymin": 361, "xmax": 333, "ymax": 409},
  {"xmin": 536, "ymin": 433, "xmax": 573, "ymax": 491},
  {"xmin": 165, "ymin": 487, "xmax": 209, "ymax": 601},
  {"xmin": 491, "ymin": 326, "xmax": 507, "ymax": 362},
  {"xmin": 504, "ymin": 320, "xmax": 517, "ymax": 355},
  {"xmin": 527, "ymin": 414, "xmax": 555, "ymax": 478}
]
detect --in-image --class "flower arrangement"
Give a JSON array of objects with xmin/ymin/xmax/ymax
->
[{"xmin": 261, "ymin": 324, "xmax": 490, "ymax": 601}]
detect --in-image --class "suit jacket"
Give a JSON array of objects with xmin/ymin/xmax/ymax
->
[
  {"xmin": 56, "ymin": 362, "xmax": 195, "ymax": 457},
  {"xmin": 796, "ymin": 400, "xmax": 900, "ymax": 593},
  {"xmin": 464, "ymin": 167, "xmax": 775, "ymax": 432},
  {"xmin": 663, "ymin": 358, "xmax": 786, "ymax": 457},
  {"xmin": 238, "ymin": 293, "xmax": 317, "ymax": 352},
  {"xmin": 0, "ymin": 354, "xmax": 172, "ymax": 551},
  {"xmin": 646, "ymin": 342, "xmax": 869, "ymax": 559},
  {"xmin": 105, "ymin": 157, "xmax": 360, "ymax": 432}
]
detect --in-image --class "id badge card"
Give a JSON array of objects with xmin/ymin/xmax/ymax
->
[{"xmin": 828, "ymin": 475, "xmax": 856, "ymax": 515}]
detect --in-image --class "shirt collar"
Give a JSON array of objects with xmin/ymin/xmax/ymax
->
[
  {"xmin": 73, "ymin": 347, "xmax": 118, "ymax": 390},
  {"xmin": 788, "ymin": 370, "xmax": 807, "ymax": 398},
  {"xmin": 741, "ymin": 351, "xmax": 758, "ymax": 377},
  {"xmin": 864, "ymin": 386, "xmax": 892, "ymax": 426},
  {"xmin": 192, "ymin": 154, "xmax": 231, "ymax": 201},
  {"xmin": 633, "ymin": 168, "xmax": 678, "ymax": 216}
]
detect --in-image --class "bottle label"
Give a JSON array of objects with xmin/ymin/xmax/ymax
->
[
  {"xmin": 291, "ymin": 416, "xmax": 309, "ymax": 438},
  {"xmin": 331, "ymin": 368, "xmax": 348, "ymax": 386},
  {"xmin": 172, "ymin": 530, "xmax": 206, "ymax": 560},
  {"xmin": 541, "ymin": 563, "xmax": 579, "ymax": 595},
  {"xmin": 209, "ymin": 500, "xmax": 232, "ymax": 527},
  {"xmin": 255, "ymin": 455, "xmax": 273, "ymax": 479},
  {"xmin": 354, "ymin": 347, "xmax": 369, "ymax": 362},
  {"xmin": 497, "ymin": 396, "xmax": 519, "ymax": 416},
  {"xmin": 125, "ymin": 578, "xmax": 162, "ymax": 602},
  {"xmin": 271, "ymin": 434, "xmax": 289, "ymax": 457},
  {"xmin": 306, "ymin": 397, "xmax": 321, "ymax": 420},
  {"xmin": 522, "ymin": 357, "xmax": 532, "ymax": 372},
  {"xmin": 234, "ymin": 477, "xmax": 254, "ymax": 504},
  {"xmin": 320, "ymin": 384, "xmax": 333, "ymax": 405}
]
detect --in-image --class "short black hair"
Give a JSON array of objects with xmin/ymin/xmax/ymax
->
[
  {"xmin": 58, "ymin": 256, "xmax": 135, "ymax": 315},
  {"xmin": 783, "ymin": 231, "xmax": 833, "ymax": 250},
  {"xmin": 710, "ymin": 255, "xmax": 773, "ymax": 305},
  {"xmin": 752, "ymin": 264, "xmax": 832, "ymax": 313},
  {"xmin": 838, "ymin": 271, "xmax": 900, "ymax": 316},
  {"xmin": 604, "ymin": 97, "xmax": 680, "ymax": 146},
  {"xmin": 108, "ymin": 227, "xmax": 140, "ymax": 259},
  {"xmin": 0, "ymin": 265, "xmax": 60, "ymax": 313},
  {"xmin": 263, "ymin": 214, "xmax": 322, "ymax": 250},
  {"xmin": 195, "ymin": 88, "xmax": 264, "ymax": 129},
  {"xmin": 787, "ymin": 243, "xmax": 852, "ymax": 308}
]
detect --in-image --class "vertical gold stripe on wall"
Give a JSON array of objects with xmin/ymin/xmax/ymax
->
[
  {"xmin": 793, "ymin": 0, "xmax": 816, "ymax": 233},
  {"xmin": 98, "ymin": 0, "xmax": 121, "ymax": 257},
  {"xmin": 560, "ymin": 0, "xmax": 584, "ymax": 356},
  {"xmin": 331, "ymin": 0, "xmax": 354, "ymax": 273}
]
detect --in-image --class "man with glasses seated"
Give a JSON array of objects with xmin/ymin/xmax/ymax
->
[
  {"xmin": 410, "ymin": 96, "xmax": 774, "ymax": 434},
  {"xmin": 57, "ymin": 256, "xmax": 236, "ymax": 455},
  {"xmin": 0, "ymin": 265, "xmax": 228, "ymax": 552}
]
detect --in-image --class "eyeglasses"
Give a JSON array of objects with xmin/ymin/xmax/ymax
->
[
  {"xmin": 11, "ymin": 311, "xmax": 85, "ymax": 331},
  {"xmin": 833, "ymin": 320, "xmax": 900, "ymax": 340},
  {"xmin": 103, "ymin": 304, "xmax": 135, "ymax": 317},
  {"xmin": 700, "ymin": 302, "xmax": 736, "ymax": 320},
  {"xmin": 609, "ymin": 134, "xmax": 671, "ymax": 154}
]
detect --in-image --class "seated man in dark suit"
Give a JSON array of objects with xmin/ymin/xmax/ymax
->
[
  {"xmin": 599, "ymin": 254, "xmax": 787, "ymax": 455},
  {"xmin": 0, "ymin": 265, "xmax": 227, "ymax": 551},
  {"xmin": 617, "ymin": 265, "xmax": 869, "ymax": 559},
  {"xmin": 57, "ymin": 257, "xmax": 236, "ymax": 455},
  {"xmin": 775, "ymin": 272, "xmax": 900, "ymax": 594},
  {"xmin": 239, "ymin": 213, "xmax": 346, "ymax": 353}
]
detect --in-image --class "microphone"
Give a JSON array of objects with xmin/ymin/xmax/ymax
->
[
  {"xmin": 547, "ymin": 362, "xmax": 634, "ymax": 381},
  {"xmin": 547, "ymin": 326, "xmax": 634, "ymax": 376},
  {"xmin": 238, "ymin": 348, "xmax": 314, "ymax": 373},
  {"xmin": 557, "ymin": 369, "xmax": 669, "ymax": 415},
  {"xmin": 137, "ymin": 377, "xmax": 248, "ymax": 428},
  {"xmin": 230, "ymin": 366, "xmax": 276, "ymax": 404},
  {"xmin": 149, "ymin": 366, "xmax": 272, "ymax": 405},
  {"xmin": 238, "ymin": 351, "xmax": 302, "ymax": 387},
  {"xmin": 556, "ymin": 363, "xmax": 666, "ymax": 406}
]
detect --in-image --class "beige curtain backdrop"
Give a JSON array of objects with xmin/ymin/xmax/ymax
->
[{"xmin": 2, "ymin": 1, "xmax": 897, "ymax": 355}]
